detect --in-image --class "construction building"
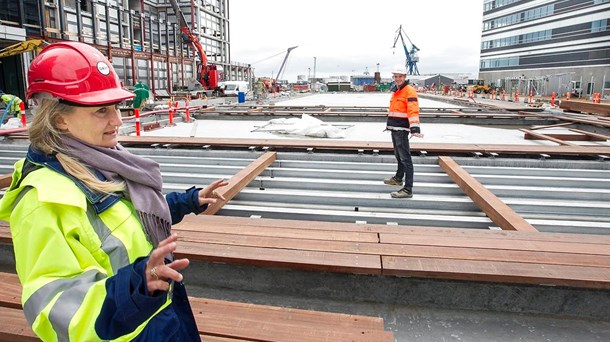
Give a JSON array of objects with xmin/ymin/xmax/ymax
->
[
  {"xmin": 479, "ymin": 0, "xmax": 610, "ymax": 98},
  {"xmin": 0, "ymin": 0, "xmax": 252, "ymax": 101}
]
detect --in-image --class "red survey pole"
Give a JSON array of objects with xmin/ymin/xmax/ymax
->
[
  {"xmin": 168, "ymin": 101, "xmax": 174, "ymax": 125},
  {"xmin": 134, "ymin": 108, "xmax": 141, "ymax": 136},
  {"xmin": 529, "ymin": 90, "xmax": 533, "ymax": 104},
  {"xmin": 551, "ymin": 92, "xmax": 556, "ymax": 107},
  {"xmin": 174, "ymin": 101, "xmax": 178, "ymax": 123},
  {"xmin": 185, "ymin": 95, "xmax": 191, "ymax": 122},
  {"xmin": 19, "ymin": 102, "xmax": 26, "ymax": 127},
  {"xmin": 514, "ymin": 88, "xmax": 519, "ymax": 103}
]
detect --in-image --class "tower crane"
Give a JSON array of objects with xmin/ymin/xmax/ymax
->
[
  {"xmin": 169, "ymin": 0, "xmax": 219, "ymax": 93},
  {"xmin": 393, "ymin": 25, "xmax": 420, "ymax": 76}
]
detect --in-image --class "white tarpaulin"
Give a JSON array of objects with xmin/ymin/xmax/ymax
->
[{"xmin": 252, "ymin": 114, "xmax": 349, "ymax": 138}]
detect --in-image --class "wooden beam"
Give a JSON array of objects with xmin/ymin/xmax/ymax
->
[
  {"xmin": 549, "ymin": 114, "xmax": 610, "ymax": 128},
  {"xmin": 530, "ymin": 122, "xmax": 574, "ymax": 130},
  {"xmin": 559, "ymin": 100, "xmax": 610, "ymax": 116},
  {"xmin": 438, "ymin": 156, "xmax": 538, "ymax": 232},
  {"xmin": 204, "ymin": 151, "xmax": 276, "ymax": 215},
  {"xmin": 568, "ymin": 128, "xmax": 610, "ymax": 141},
  {"xmin": 523, "ymin": 132, "xmax": 604, "ymax": 142},
  {"xmin": 118, "ymin": 136, "xmax": 610, "ymax": 156},
  {"xmin": 0, "ymin": 174, "xmax": 12, "ymax": 189},
  {"xmin": 519, "ymin": 129, "xmax": 578, "ymax": 146}
]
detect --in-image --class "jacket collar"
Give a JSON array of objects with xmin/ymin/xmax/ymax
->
[{"xmin": 26, "ymin": 146, "xmax": 122, "ymax": 213}]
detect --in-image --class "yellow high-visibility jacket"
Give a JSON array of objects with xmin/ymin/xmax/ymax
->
[{"xmin": 0, "ymin": 154, "xmax": 200, "ymax": 341}]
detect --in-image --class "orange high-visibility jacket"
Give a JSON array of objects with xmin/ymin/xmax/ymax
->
[{"xmin": 386, "ymin": 84, "xmax": 420, "ymax": 133}]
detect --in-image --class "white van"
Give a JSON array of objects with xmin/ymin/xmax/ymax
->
[{"xmin": 223, "ymin": 81, "xmax": 250, "ymax": 96}]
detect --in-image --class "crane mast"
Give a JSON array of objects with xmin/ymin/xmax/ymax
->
[
  {"xmin": 274, "ymin": 46, "xmax": 298, "ymax": 86},
  {"xmin": 393, "ymin": 25, "xmax": 420, "ymax": 76}
]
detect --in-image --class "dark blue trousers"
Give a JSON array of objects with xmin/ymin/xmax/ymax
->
[{"xmin": 390, "ymin": 130, "xmax": 414, "ymax": 190}]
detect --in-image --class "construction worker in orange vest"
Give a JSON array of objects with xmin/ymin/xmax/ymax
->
[{"xmin": 383, "ymin": 64, "xmax": 424, "ymax": 198}]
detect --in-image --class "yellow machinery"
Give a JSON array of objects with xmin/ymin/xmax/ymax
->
[
  {"xmin": 471, "ymin": 80, "xmax": 491, "ymax": 94},
  {"xmin": 0, "ymin": 39, "xmax": 47, "ymax": 59}
]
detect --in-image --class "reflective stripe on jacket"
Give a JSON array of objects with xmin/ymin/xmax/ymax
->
[
  {"xmin": 0, "ymin": 155, "xmax": 201, "ymax": 341},
  {"xmin": 386, "ymin": 83, "xmax": 420, "ymax": 134}
]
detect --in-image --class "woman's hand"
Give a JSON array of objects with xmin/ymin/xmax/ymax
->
[
  {"xmin": 198, "ymin": 178, "xmax": 229, "ymax": 206},
  {"xmin": 145, "ymin": 233, "xmax": 189, "ymax": 293}
]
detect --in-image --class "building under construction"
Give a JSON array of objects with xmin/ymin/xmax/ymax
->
[{"xmin": 0, "ymin": 0, "xmax": 252, "ymax": 101}]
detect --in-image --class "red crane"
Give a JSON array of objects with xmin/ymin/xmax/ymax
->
[{"xmin": 169, "ymin": 0, "xmax": 219, "ymax": 92}]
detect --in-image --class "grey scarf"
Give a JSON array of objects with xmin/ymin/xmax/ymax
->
[{"xmin": 61, "ymin": 136, "xmax": 171, "ymax": 247}]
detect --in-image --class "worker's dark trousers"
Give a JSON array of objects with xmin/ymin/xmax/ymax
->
[{"xmin": 391, "ymin": 130, "xmax": 414, "ymax": 190}]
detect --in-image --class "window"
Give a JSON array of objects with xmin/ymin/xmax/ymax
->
[
  {"xmin": 592, "ymin": 19, "xmax": 608, "ymax": 33},
  {"xmin": 523, "ymin": 29, "xmax": 552, "ymax": 43}
]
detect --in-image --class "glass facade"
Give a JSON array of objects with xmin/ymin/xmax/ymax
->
[{"xmin": 480, "ymin": 0, "xmax": 610, "ymax": 72}]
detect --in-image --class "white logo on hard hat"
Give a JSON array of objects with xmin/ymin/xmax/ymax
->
[{"xmin": 97, "ymin": 61, "xmax": 110, "ymax": 75}]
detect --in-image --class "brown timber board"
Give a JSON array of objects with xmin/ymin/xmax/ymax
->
[
  {"xmin": 524, "ymin": 132, "xmax": 605, "ymax": 142},
  {"xmin": 438, "ymin": 156, "xmax": 538, "ymax": 232},
  {"xmin": 118, "ymin": 136, "xmax": 610, "ymax": 156},
  {"xmin": 0, "ymin": 307, "xmax": 39, "ymax": 341},
  {"xmin": 519, "ymin": 129, "xmax": 578, "ymax": 146},
  {"xmin": 530, "ymin": 122, "xmax": 575, "ymax": 130},
  {"xmin": 4, "ymin": 213, "xmax": 610, "ymax": 288},
  {"xmin": 175, "ymin": 241, "xmax": 382, "ymax": 275},
  {"xmin": 192, "ymin": 313, "xmax": 394, "ymax": 342},
  {"xmin": 0, "ymin": 272, "xmax": 393, "ymax": 342},
  {"xmin": 177, "ymin": 215, "xmax": 610, "ymax": 245},
  {"xmin": 382, "ymin": 256, "xmax": 610, "ymax": 289},
  {"xmin": 204, "ymin": 151, "xmax": 276, "ymax": 215},
  {"xmin": 568, "ymin": 128, "xmax": 610, "ymax": 141},
  {"xmin": 174, "ymin": 223, "xmax": 380, "ymax": 243},
  {"xmin": 559, "ymin": 100, "xmax": 610, "ymax": 116},
  {"xmin": 174, "ymin": 230, "xmax": 610, "ymax": 268},
  {"xmin": 0, "ymin": 173, "xmax": 12, "ymax": 189}
]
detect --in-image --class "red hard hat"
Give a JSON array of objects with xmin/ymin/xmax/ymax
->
[{"xmin": 27, "ymin": 41, "xmax": 134, "ymax": 105}]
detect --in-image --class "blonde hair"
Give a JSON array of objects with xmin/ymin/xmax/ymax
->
[{"xmin": 28, "ymin": 98, "xmax": 125, "ymax": 194}]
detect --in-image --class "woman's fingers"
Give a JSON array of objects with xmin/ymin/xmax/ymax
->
[
  {"xmin": 149, "ymin": 241, "xmax": 177, "ymax": 262},
  {"xmin": 149, "ymin": 258, "xmax": 189, "ymax": 283},
  {"xmin": 157, "ymin": 233, "xmax": 178, "ymax": 248},
  {"xmin": 211, "ymin": 178, "xmax": 229, "ymax": 188},
  {"xmin": 145, "ymin": 233, "xmax": 185, "ymax": 292}
]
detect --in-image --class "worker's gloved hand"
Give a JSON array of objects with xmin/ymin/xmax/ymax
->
[{"xmin": 410, "ymin": 133, "xmax": 424, "ymax": 138}]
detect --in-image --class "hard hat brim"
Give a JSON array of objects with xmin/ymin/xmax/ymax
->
[{"xmin": 64, "ymin": 87, "xmax": 135, "ymax": 106}]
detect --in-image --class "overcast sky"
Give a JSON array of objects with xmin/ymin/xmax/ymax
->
[{"xmin": 228, "ymin": 0, "xmax": 485, "ymax": 82}]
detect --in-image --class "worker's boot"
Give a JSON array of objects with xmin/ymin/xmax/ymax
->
[
  {"xmin": 383, "ymin": 177, "xmax": 403, "ymax": 186},
  {"xmin": 391, "ymin": 188, "xmax": 413, "ymax": 199}
]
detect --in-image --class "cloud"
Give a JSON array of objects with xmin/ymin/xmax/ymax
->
[{"xmin": 229, "ymin": 0, "xmax": 484, "ymax": 81}]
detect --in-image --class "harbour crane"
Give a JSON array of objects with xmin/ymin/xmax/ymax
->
[
  {"xmin": 393, "ymin": 25, "xmax": 420, "ymax": 76},
  {"xmin": 169, "ymin": 0, "xmax": 219, "ymax": 93}
]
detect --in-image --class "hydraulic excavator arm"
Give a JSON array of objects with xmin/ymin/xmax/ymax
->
[
  {"xmin": 0, "ymin": 39, "xmax": 47, "ymax": 59},
  {"xmin": 168, "ymin": 0, "xmax": 218, "ymax": 90}
]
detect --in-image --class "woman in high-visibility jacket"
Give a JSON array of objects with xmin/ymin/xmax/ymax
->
[
  {"xmin": 0, "ymin": 41, "xmax": 227, "ymax": 341},
  {"xmin": 383, "ymin": 64, "xmax": 424, "ymax": 199}
]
